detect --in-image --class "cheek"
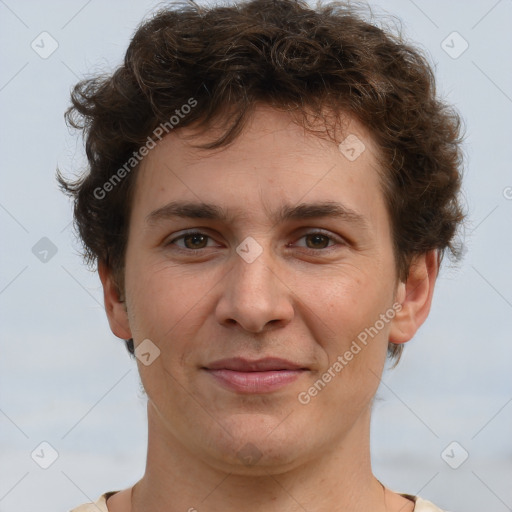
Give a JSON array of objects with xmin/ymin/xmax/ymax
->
[
  {"xmin": 124, "ymin": 259, "xmax": 208, "ymax": 342},
  {"xmin": 124, "ymin": 264, "xmax": 209, "ymax": 397},
  {"xmin": 299, "ymin": 269, "xmax": 393, "ymax": 393},
  {"xmin": 304, "ymin": 303, "xmax": 390, "ymax": 420},
  {"xmin": 297, "ymin": 267, "xmax": 390, "ymax": 338}
]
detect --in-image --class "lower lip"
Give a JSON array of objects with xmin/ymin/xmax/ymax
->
[{"xmin": 205, "ymin": 369, "xmax": 305, "ymax": 393}]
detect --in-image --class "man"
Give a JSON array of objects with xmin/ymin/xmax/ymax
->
[{"xmin": 61, "ymin": 0, "xmax": 464, "ymax": 510}]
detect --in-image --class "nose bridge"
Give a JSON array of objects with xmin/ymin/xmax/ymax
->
[
  {"xmin": 215, "ymin": 241, "xmax": 294, "ymax": 332},
  {"xmin": 235, "ymin": 250, "xmax": 275, "ymax": 299}
]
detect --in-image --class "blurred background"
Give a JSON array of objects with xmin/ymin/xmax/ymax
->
[{"xmin": 0, "ymin": 1, "xmax": 511, "ymax": 511}]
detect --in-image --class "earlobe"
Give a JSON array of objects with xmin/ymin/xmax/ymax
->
[
  {"xmin": 389, "ymin": 250, "xmax": 439, "ymax": 344},
  {"xmin": 98, "ymin": 262, "xmax": 132, "ymax": 340}
]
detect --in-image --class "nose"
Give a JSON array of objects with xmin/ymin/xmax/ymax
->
[{"xmin": 215, "ymin": 249, "xmax": 295, "ymax": 333}]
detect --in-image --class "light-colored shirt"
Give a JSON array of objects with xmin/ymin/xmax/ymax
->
[{"xmin": 70, "ymin": 491, "xmax": 447, "ymax": 511}]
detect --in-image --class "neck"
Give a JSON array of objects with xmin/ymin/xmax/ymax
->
[{"xmin": 130, "ymin": 401, "xmax": 389, "ymax": 512}]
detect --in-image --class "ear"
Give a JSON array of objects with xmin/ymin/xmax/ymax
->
[
  {"xmin": 389, "ymin": 250, "xmax": 439, "ymax": 344},
  {"xmin": 98, "ymin": 262, "xmax": 132, "ymax": 340}
]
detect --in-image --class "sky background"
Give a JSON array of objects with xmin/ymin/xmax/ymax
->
[{"xmin": 0, "ymin": 1, "xmax": 511, "ymax": 511}]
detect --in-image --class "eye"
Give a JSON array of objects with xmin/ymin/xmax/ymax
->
[
  {"xmin": 292, "ymin": 231, "xmax": 343, "ymax": 250},
  {"xmin": 166, "ymin": 229, "xmax": 344, "ymax": 253},
  {"xmin": 168, "ymin": 231, "xmax": 219, "ymax": 250}
]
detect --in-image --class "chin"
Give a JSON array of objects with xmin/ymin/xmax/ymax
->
[{"xmin": 198, "ymin": 414, "xmax": 313, "ymax": 474}]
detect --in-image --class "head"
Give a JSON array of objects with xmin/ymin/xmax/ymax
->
[{"xmin": 59, "ymin": 0, "xmax": 464, "ymax": 471}]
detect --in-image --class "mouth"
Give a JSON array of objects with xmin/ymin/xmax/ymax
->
[{"xmin": 202, "ymin": 357, "xmax": 309, "ymax": 394}]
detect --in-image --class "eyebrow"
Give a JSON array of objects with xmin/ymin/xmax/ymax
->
[{"xmin": 146, "ymin": 200, "xmax": 369, "ymax": 231}]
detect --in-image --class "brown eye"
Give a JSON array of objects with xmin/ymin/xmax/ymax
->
[
  {"xmin": 305, "ymin": 233, "xmax": 331, "ymax": 249},
  {"xmin": 169, "ymin": 232, "xmax": 214, "ymax": 250},
  {"xmin": 183, "ymin": 233, "xmax": 208, "ymax": 249},
  {"xmin": 182, "ymin": 233, "xmax": 208, "ymax": 249},
  {"xmin": 289, "ymin": 230, "xmax": 345, "ymax": 252}
]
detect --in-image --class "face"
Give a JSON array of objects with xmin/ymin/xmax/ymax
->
[{"xmin": 102, "ymin": 105, "xmax": 432, "ymax": 474}]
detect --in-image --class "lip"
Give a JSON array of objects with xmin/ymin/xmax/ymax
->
[
  {"xmin": 203, "ymin": 357, "xmax": 308, "ymax": 394},
  {"xmin": 205, "ymin": 357, "xmax": 307, "ymax": 372}
]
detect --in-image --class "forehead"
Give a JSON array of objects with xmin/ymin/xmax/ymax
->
[
  {"xmin": 130, "ymin": 105, "xmax": 387, "ymax": 231},
  {"xmin": 160, "ymin": 105, "xmax": 379, "ymax": 170}
]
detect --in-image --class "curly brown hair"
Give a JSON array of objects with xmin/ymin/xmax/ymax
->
[{"xmin": 58, "ymin": 0, "xmax": 465, "ymax": 361}]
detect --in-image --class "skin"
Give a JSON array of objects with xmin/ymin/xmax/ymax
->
[{"xmin": 100, "ymin": 105, "xmax": 438, "ymax": 512}]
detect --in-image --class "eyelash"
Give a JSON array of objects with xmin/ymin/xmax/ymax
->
[{"xmin": 166, "ymin": 230, "xmax": 344, "ymax": 253}]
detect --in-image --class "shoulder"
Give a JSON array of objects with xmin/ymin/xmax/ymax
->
[
  {"xmin": 407, "ymin": 494, "xmax": 447, "ymax": 511},
  {"xmin": 70, "ymin": 491, "xmax": 118, "ymax": 512}
]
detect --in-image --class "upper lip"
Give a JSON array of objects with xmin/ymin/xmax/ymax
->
[{"xmin": 204, "ymin": 357, "xmax": 307, "ymax": 372}]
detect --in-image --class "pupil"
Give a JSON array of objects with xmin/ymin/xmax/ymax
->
[{"xmin": 187, "ymin": 234, "xmax": 206, "ymax": 248}]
